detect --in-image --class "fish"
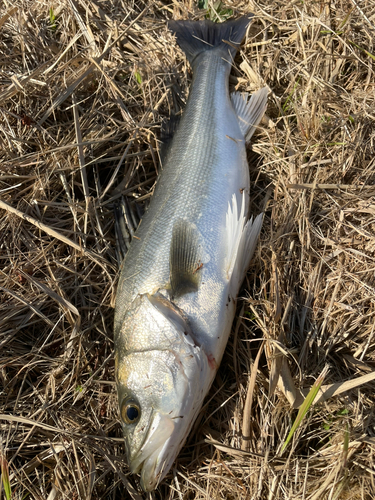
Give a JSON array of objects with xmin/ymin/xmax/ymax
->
[{"xmin": 114, "ymin": 15, "xmax": 268, "ymax": 492}]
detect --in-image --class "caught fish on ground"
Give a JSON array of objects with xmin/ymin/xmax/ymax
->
[{"xmin": 114, "ymin": 15, "xmax": 268, "ymax": 491}]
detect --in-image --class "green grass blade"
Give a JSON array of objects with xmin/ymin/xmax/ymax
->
[
  {"xmin": 282, "ymin": 79, "xmax": 300, "ymax": 113},
  {"xmin": 49, "ymin": 7, "xmax": 57, "ymax": 31},
  {"xmin": 338, "ymin": 8, "xmax": 354, "ymax": 29},
  {"xmin": 198, "ymin": 0, "xmax": 208, "ymax": 8},
  {"xmin": 348, "ymin": 39, "xmax": 375, "ymax": 61},
  {"xmin": 134, "ymin": 71, "xmax": 142, "ymax": 86},
  {"xmin": 0, "ymin": 451, "xmax": 12, "ymax": 500},
  {"xmin": 281, "ymin": 366, "xmax": 329, "ymax": 452}
]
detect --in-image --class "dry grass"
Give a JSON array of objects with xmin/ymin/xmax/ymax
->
[{"xmin": 1, "ymin": 0, "xmax": 375, "ymax": 498}]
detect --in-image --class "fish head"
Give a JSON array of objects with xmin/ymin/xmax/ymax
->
[{"xmin": 115, "ymin": 293, "xmax": 212, "ymax": 491}]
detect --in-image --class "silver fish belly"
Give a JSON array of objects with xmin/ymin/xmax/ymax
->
[{"xmin": 114, "ymin": 16, "xmax": 268, "ymax": 491}]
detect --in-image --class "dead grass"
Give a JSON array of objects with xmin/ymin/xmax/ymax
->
[{"xmin": 1, "ymin": 0, "xmax": 375, "ymax": 498}]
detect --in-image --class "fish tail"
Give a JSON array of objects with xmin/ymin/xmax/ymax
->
[{"xmin": 168, "ymin": 16, "xmax": 253, "ymax": 67}]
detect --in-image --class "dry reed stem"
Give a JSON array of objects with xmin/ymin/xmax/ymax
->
[{"xmin": 1, "ymin": 0, "xmax": 375, "ymax": 498}]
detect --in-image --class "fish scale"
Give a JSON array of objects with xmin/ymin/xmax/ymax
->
[
  {"xmin": 114, "ymin": 15, "xmax": 268, "ymax": 491},
  {"xmin": 116, "ymin": 57, "xmax": 243, "ymax": 313}
]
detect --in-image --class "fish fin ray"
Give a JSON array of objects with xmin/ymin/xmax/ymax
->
[
  {"xmin": 114, "ymin": 196, "xmax": 142, "ymax": 263},
  {"xmin": 168, "ymin": 16, "xmax": 252, "ymax": 67},
  {"xmin": 231, "ymin": 213, "xmax": 263, "ymax": 294},
  {"xmin": 170, "ymin": 219, "xmax": 202, "ymax": 298},
  {"xmin": 225, "ymin": 192, "xmax": 262, "ymax": 293},
  {"xmin": 231, "ymin": 87, "xmax": 268, "ymax": 141},
  {"xmin": 225, "ymin": 192, "xmax": 246, "ymax": 280}
]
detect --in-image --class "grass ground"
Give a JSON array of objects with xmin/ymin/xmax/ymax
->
[{"xmin": 1, "ymin": 0, "xmax": 375, "ymax": 498}]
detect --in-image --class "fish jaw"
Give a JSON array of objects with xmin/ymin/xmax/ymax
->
[
  {"xmin": 116, "ymin": 294, "xmax": 213, "ymax": 491},
  {"xmin": 128, "ymin": 409, "xmax": 204, "ymax": 491},
  {"xmin": 117, "ymin": 347, "xmax": 212, "ymax": 491},
  {"xmin": 128, "ymin": 412, "xmax": 175, "ymax": 490}
]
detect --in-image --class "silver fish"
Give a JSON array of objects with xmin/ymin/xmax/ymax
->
[{"xmin": 114, "ymin": 15, "xmax": 268, "ymax": 491}]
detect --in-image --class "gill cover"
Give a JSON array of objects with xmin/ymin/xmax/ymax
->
[{"xmin": 115, "ymin": 293, "xmax": 211, "ymax": 490}]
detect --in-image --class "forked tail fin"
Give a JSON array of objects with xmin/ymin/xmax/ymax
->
[{"xmin": 168, "ymin": 16, "xmax": 253, "ymax": 68}]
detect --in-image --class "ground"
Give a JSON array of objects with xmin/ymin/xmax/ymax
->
[{"xmin": 0, "ymin": 0, "xmax": 375, "ymax": 499}]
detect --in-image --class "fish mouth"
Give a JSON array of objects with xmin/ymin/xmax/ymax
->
[{"xmin": 129, "ymin": 413, "xmax": 175, "ymax": 491}]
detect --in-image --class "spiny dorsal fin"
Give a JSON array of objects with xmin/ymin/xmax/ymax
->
[
  {"xmin": 170, "ymin": 219, "xmax": 202, "ymax": 298},
  {"xmin": 231, "ymin": 87, "xmax": 268, "ymax": 141},
  {"xmin": 114, "ymin": 196, "xmax": 142, "ymax": 263}
]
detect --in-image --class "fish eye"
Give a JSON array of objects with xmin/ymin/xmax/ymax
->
[{"xmin": 121, "ymin": 398, "xmax": 141, "ymax": 425}]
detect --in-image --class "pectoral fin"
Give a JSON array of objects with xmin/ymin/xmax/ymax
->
[{"xmin": 170, "ymin": 220, "xmax": 202, "ymax": 298}]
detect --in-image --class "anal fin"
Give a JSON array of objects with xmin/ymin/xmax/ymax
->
[
  {"xmin": 225, "ymin": 192, "xmax": 262, "ymax": 295},
  {"xmin": 170, "ymin": 220, "xmax": 202, "ymax": 298},
  {"xmin": 234, "ymin": 213, "xmax": 263, "ymax": 288}
]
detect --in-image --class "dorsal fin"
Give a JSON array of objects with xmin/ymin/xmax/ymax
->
[
  {"xmin": 231, "ymin": 87, "xmax": 268, "ymax": 141},
  {"xmin": 114, "ymin": 196, "xmax": 142, "ymax": 263},
  {"xmin": 170, "ymin": 219, "xmax": 202, "ymax": 298}
]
